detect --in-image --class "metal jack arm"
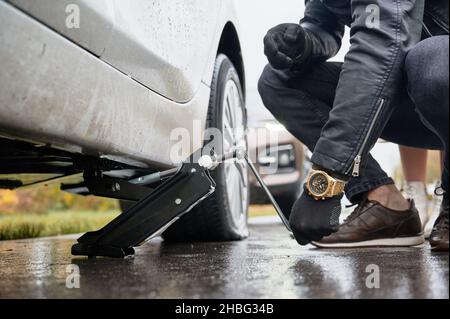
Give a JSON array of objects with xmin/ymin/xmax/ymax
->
[
  {"xmin": 72, "ymin": 150, "xmax": 215, "ymax": 258},
  {"xmin": 72, "ymin": 147, "xmax": 291, "ymax": 258},
  {"xmin": 243, "ymin": 153, "xmax": 292, "ymax": 233},
  {"xmin": 211, "ymin": 149, "xmax": 292, "ymax": 233}
]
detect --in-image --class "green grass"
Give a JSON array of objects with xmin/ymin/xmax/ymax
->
[
  {"xmin": 0, "ymin": 210, "xmax": 119, "ymax": 241},
  {"xmin": 0, "ymin": 205, "xmax": 275, "ymax": 241},
  {"xmin": 249, "ymin": 205, "xmax": 277, "ymax": 218}
]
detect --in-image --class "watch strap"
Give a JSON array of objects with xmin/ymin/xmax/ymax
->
[{"xmin": 330, "ymin": 180, "xmax": 346, "ymax": 197}]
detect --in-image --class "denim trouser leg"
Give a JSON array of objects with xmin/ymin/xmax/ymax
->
[
  {"xmin": 403, "ymin": 36, "xmax": 449, "ymax": 193},
  {"xmin": 258, "ymin": 36, "xmax": 449, "ymax": 203},
  {"xmin": 258, "ymin": 63, "xmax": 394, "ymax": 203}
]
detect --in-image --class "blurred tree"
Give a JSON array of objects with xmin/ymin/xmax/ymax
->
[
  {"xmin": 0, "ymin": 190, "xmax": 19, "ymax": 214},
  {"xmin": 0, "ymin": 185, "xmax": 118, "ymax": 215}
]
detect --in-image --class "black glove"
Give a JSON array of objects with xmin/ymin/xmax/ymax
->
[
  {"xmin": 263, "ymin": 23, "xmax": 310, "ymax": 70},
  {"xmin": 289, "ymin": 188, "xmax": 343, "ymax": 246}
]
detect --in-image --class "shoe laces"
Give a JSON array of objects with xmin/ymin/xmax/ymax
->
[
  {"xmin": 436, "ymin": 194, "xmax": 449, "ymax": 229},
  {"xmin": 436, "ymin": 212, "xmax": 449, "ymax": 230},
  {"xmin": 344, "ymin": 196, "xmax": 371, "ymax": 223}
]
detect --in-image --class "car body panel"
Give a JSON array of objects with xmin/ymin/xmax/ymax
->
[
  {"xmin": 100, "ymin": 0, "xmax": 221, "ymax": 103},
  {"xmin": 8, "ymin": 0, "xmax": 115, "ymax": 57},
  {"xmin": 7, "ymin": 0, "xmax": 224, "ymax": 103},
  {"xmin": 0, "ymin": 1, "xmax": 211, "ymax": 168}
]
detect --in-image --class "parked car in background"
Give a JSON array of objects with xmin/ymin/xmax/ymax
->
[{"xmin": 246, "ymin": 96, "xmax": 309, "ymax": 214}]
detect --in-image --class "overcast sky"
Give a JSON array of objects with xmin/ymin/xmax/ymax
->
[
  {"xmin": 233, "ymin": 0, "xmax": 350, "ymax": 90},
  {"xmin": 234, "ymin": 0, "xmax": 305, "ymax": 90}
]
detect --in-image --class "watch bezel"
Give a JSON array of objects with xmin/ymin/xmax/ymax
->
[{"xmin": 306, "ymin": 170, "xmax": 332, "ymax": 198}]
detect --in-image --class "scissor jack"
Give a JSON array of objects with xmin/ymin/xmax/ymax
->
[{"xmin": 71, "ymin": 148, "xmax": 292, "ymax": 258}]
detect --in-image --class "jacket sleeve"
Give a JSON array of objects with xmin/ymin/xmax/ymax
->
[
  {"xmin": 311, "ymin": 0, "xmax": 426, "ymax": 176},
  {"xmin": 297, "ymin": 0, "xmax": 345, "ymax": 67}
]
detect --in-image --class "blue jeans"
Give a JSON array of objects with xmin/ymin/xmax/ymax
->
[{"xmin": 258, "ymin": 36, "xmax": 449, "ymax": 203}]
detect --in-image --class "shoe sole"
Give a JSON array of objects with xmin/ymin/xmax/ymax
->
[{"xmin": 312, "ymin": 235, "xmax": 425, "ymax": 248}]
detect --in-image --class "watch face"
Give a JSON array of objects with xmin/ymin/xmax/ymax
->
[{"xmin": 308, "ymin": 172, "xmax": 329, "ymax": 197}]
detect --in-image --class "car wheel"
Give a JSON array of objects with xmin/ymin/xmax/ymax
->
[{"xmin": 162, "ymin": 54, "xmax": 249, "ymax": 242}]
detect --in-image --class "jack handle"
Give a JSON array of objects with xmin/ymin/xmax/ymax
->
[{"xmin": 199, "ymin": 148, "xmax": 293, "ymax": 233}]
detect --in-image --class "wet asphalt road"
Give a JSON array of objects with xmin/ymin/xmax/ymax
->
[{"xmin": 0, "ymin": 217, "xmax": 448, "ymax": 299}]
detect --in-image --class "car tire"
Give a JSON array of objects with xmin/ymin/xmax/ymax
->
[{"xmin": 162, "ymin": 54, "xmax": 249, "ymax": 242}]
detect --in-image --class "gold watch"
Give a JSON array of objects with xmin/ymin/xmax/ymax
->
[{"xmin": 305, "ymin": 169, "xmax": 346, "ymax": 200}]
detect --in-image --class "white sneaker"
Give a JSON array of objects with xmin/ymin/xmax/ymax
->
[
  {"xmin": 403, "ymin": 182, "xmax": 429, "ymax": 231},
  {"xmin": 424, "ymin": 194, "xmax": 443, "ymax": 239}
]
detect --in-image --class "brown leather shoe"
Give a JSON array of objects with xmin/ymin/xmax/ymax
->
[
  {"xmin": 429, "ymin": 195, "xmax": 449, "ymax": 252},
  {"xmin": 312, "ymin": 197, "xmax": 424, "ymax": 248}
]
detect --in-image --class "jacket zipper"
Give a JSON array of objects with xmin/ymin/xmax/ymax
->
[
  {"xmin": 349, "ymin": 98, "xmax": 386, "ymax": 177},
  {"xmin": 348, "ymin": 12, "xmax": 447, "ymax": 178}
]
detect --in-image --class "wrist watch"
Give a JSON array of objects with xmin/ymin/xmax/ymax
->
[{"xmin": 305, "ymin": 169, "xmax": 346, "ymax": 200}]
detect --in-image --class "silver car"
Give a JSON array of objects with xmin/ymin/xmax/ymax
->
[{"xmin": 0, "ymin": 0, "xmax": 249, "ymax": 241}]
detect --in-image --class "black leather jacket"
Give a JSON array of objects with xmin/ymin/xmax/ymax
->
[{"xmin": 300, "ymin": 0, "xmax": 448, "ymax": 177}]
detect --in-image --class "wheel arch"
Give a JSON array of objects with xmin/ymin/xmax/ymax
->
[{"xmin": 217, "ymin": 22, "xmax": 246, "ymax": 98}]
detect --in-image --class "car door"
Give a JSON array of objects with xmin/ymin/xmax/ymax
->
[
  {"xmin": 8, "ymin": 0, "xmax": 221, "ymax": 103},
  {"xmin": 102, "ymin": 0, "xmax": 220, "ymax": 103}
]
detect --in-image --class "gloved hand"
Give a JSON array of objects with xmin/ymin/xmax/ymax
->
[
  {"xmin": 263, "ymin": 23, "xmax": 309, "ymax": 70},
  {"xmin": 289, "ymin": 189, "xmax": 343, "ymax": 245}
]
